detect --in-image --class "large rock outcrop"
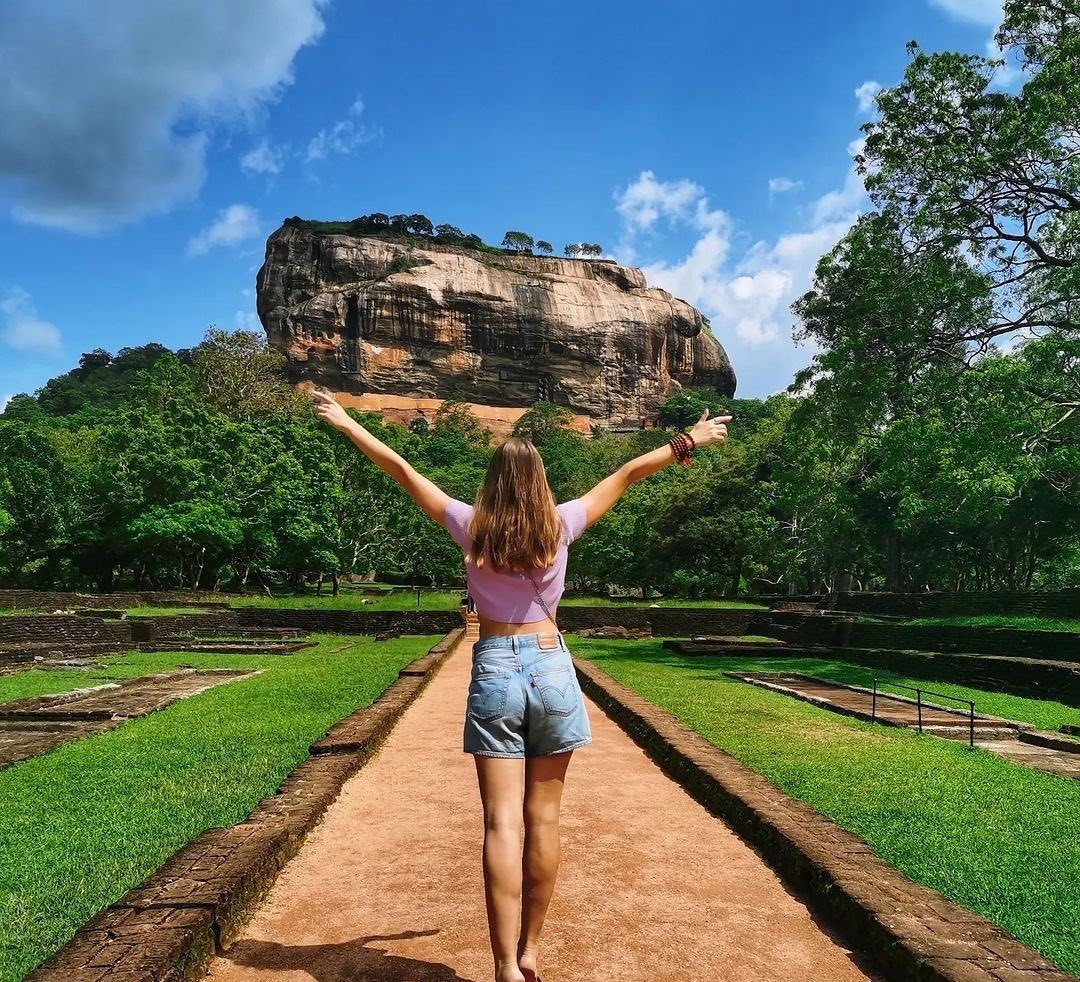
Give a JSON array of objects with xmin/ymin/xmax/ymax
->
[{"xmin": 256, "ymin": 224, "xmax": 736, "ymax": 428}]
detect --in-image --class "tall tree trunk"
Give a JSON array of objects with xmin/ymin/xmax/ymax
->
[
  {"xmin": 191, "ymin": 547, "xmax": 206, "ymax": 591},
  {"xmin": 885, "ymin": 529, "xmax": 902, "ymax": 592},
  {"xmin": 728, "ymin": 558, "xmax": 742, "ymax": 598}
]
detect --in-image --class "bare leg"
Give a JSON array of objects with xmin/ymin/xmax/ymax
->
[
  {"xmin": 518, "ymin": 751, "xmax": 573, "ymax": 982},
  {"xmin": 474, "ymin": 755, "xmax": 527, "ymax": 982}
]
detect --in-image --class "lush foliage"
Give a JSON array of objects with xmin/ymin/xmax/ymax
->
[
  {"xmin": 574, "ymin": 637, "xmax": 1080, "ymax": 974},
  {"xmin": 280, "ymin": 213, "xmax": 602, "ymax": 260},
  {"xmin": 0, "ymin": 321, "xmax": 1077, "ymax": 593},
  {"xmin": 787, "ymin": 0, "xmax": 1080, "ymax": 590}
]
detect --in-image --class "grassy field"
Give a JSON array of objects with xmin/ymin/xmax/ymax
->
[
  {"xmin": 905, "ymin": 614, "xmax": 1080, "ymax": 633},
  {"xmin": 0, "ymin": 633, "xmax": 440, "ymax": 982},
  {"xmin": 568, "ymin": 636, "xmax": 1080, "ymax": 975},
  {"xmin": 685, "ymin": 651, "xmax": 1080, "ymax": 732}
]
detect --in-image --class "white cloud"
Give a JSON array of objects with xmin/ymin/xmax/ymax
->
[
  {"xmin": 305, "ymin": 95, "xmax": 381, "ymax": 162},
  {"xmin": 615, "ymin": 172, "xmax": 729, "ymax": 234},
  {"xmin": 768, "ymin": 177, "xmax": 803, "ymax": 196},
  {"xmin": 235, "ymin": 309, "xmax": 261, "ymax": 331},
  {"xmin": 0, "ymin": 394, "xmax": 12, "ymax": 413},
  {"xmin": 810, "ymin": 138, "xmax": 867, "ymax": 226},
  {"xmin": 985, "ymin": 36, "xmax": 1024, "ymax": 89},
  {"xmin": 617, "ymin": 140, "xmax": 868, "ymax": 363},
  {"xmin": 1, "ymin": 287, "xmax": 62, "ymax": 354},
  {"xmin": 0, "ymin": 1, "xmax": 327, "ymax": 233},
  {"xmin": 927, "ymin": 0, "xmax": 1002, "ymax": 25},
  {"xmin": 240, "ymin": 139, "xmax": 289, "ymax": 176},
  {"xmin": 187, "ymin": 203, "xmax": 260, "ymax": 257},
  {"xmin": 855, "ymin": 80, "xmax": 882, "ymax": 113},
  {"xmin": 926, "ymin": 0, "xmax": 1023, "ymax": 88}
]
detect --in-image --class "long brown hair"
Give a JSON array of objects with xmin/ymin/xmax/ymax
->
[{"xmin": 466, "ymin": 438, "xmax": 563, "ymax": 573}]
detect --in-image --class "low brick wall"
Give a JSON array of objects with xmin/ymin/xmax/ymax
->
[
  {"xmin": 239, "ymin": 606, "xmax": 755, "ymax": 638},
  {"xmin": 0, "ymin": 589, "xmax": 230, "ymax": 610},
  {"xmin": 24, "ymin": 628, "xmax": 463, "ymax": 981},
  {"xmin": 573, "ymin": 657, "xmax": 1076, "ymax": 982},
  {"xmin": 559, "ymin": 606, "xmax": 755, "ymax": 636},
  {"xmin": 773, "ymin": 589, "xmax": 1080, "ymax": 620},
  {"xmin": 713, "ymin": 640, "xmax": 1080, "ymax": 708},
  {"xmin": 129, "ymin": 611, "xmax": 242, "ymax": 641},
  {"xmin": 0, "ymin": 615, "xmax": 134, "ymax": 648},
  {"xmin": 751, "ymin": 612, "xmax": 1080, "ymax": 664},
  {"xmin": 237, "ymin": 608, "xmax": 463, "ymax": 635},
  {"xmin": 831, "ymin": 646, "xmax": 1080, "ymax": 707}
]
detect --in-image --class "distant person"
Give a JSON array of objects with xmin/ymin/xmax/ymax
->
[{"xmin": 312, "ymin": 388, "xmax": 730, "ymax": 982}]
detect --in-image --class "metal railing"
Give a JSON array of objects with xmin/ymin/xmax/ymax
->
[{"xmin": 872, "ymin": 679, "xmax": 976, "ymax": 749}]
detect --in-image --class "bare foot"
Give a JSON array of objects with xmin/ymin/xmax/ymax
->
[
  {"xmin": 518, "ymin": 944, "xmax": 539, "ymax": 982},
  {"xmin": 496, "ymin": 960, "xmax": 526, "ymax": 982}
]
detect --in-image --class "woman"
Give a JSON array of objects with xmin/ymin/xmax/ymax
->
[{"xmin": 312, "ymin": 390, "xmax": 730, "ymax": 982}]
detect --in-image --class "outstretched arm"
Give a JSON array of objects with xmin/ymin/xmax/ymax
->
[
  {"xmin": 311, "ymin": 389, "xmax": 450, "ymax": 524},
  {"xmin": 579, "ymin": 409, "xmax": 732, "ymax": 528}
]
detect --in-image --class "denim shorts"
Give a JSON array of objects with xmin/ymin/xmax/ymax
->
[{"xmin": 464, "ymin": 631, "xmax": 592, "ymax": 758}]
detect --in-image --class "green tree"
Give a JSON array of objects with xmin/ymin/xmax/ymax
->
[
  {"xmin": 535, "ymin": 240, "xmax": 553, "ymax": 255},
  {"xmin": 856, "ymin": 2, "xmax": 1080, "ymax": 416},
  {"xmin": 502, "ymin": 231, "xmax": 534, "ymax": 253},
  {"xmin": 406, "ymin": 214, "xmax": 434, "ymax": 236},
  {"xmin": 192, "ymin": 326, "xmax": 305, "ymax": 419}
]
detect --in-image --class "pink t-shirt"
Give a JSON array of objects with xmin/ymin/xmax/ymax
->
[{"xmin": 441, "ymin": 497, "xmax": 588, "ymax": 623}]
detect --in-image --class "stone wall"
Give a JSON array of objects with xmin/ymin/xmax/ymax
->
[
  {"xmin": 751, "ymin": 611, "xmax": 1080, "ymax": 663},
  {"xmin": 773, "ymin": 589, "xmax": 1080, "ymax": 619},
  {"xmin": 817, "ymin": 646, "xmax": 1080, "ymax": 707},
  {"xmin": 559, "ymin": 606, "xmax": 754, "ymax": 636},
  {"xmin": 0, "ymin": 590, "xmax": 228, "ymax": 611},
  {"xmin": 128, "ymin": 612, "xmax": 242, "ymax": 642},
  {"xmin": 0, "ymin": 615, "xmax": 135, "ymax": 647},
  {"xmin": 237, "ymin": 608, "xmax": 464, "ymax": 635}
]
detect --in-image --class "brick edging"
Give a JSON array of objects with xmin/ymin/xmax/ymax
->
[
  {"xmin": 573, "ymin": 656, "xmax": 1076, "ymax": 982},
  {"xmin": 24, "ymin": 627, "xmax": 465, "ymax": 982}
]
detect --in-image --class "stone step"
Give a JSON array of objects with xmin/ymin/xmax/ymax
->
[
  {"xmin": 0, "ymin": 669, "xmax": 258, "ymax": 769},
  {"xmin": 138, "ymin": 641, "xmax": 315, "ymax": 655}
]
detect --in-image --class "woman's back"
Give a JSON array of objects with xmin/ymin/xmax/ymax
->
[{"xmin": 442, "ymin": 497, "xmax": 587, "ymax": 623}]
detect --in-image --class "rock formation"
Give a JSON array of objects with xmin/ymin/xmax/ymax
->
[{"xmin": 256, "ymin": 223, "xmax": 736, "ymax": 430}]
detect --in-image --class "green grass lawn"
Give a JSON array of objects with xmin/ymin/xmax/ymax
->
[
  {"xmin": 229, "ymin": 588, "xmax": 464, "ymax": 610},
  {"xmin": 568, "ymin": 636, "xmax": 1080, "ymax": 975},
  {"xmin": 0, "ymin": 632, "xmax": 440, "ymax": 982},
  {"xmin": 689, "ymin": 651, "xmax": 1080, "ymax": 733},
  {"xmin": 906, "ymin": 614, "xmax": 1080, "ymax": 633}
]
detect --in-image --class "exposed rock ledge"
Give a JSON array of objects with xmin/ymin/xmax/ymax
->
[{"xmin": 257, "ymin": 226, "xmax": 736, "ymax": 430}]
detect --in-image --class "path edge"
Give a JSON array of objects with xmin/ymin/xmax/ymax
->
[
  {"xmin": 22, "ymin": 627, "xmax": 465, "ymax": 982},
  {"xmin": 573, "ymin": 655, "xmax": 1077, "ymax": 982}
]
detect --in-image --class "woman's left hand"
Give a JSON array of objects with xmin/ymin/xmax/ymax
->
[{"xmin": 310, "ymin": 388, "xmax": 355, "ymax": 431}]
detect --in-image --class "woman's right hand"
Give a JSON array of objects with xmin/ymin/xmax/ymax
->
[
  {"xmin": 311, "ymin": 388, "xmax": 356, "ymax": 432},
  {"xmin": 688, "ymin": 408, "xmax": 732, "ymax": 448}
]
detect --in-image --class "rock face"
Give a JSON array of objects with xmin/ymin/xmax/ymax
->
[{"xmin": 256, "ymin": 225, "xmax": 736, "ymax": 428}]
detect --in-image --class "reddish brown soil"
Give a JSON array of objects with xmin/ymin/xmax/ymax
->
[{"xmin": 206, "ymin": 641, "xmax": 874, "ymax": 982}]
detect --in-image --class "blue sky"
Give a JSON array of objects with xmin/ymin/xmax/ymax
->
[{"xmin": 0, "ymin": 0, "xmax": 1010, "ymax": 407}]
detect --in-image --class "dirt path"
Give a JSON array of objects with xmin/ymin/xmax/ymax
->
[{"xmin": 206, "ymin": 639, "xmax": 874, "ymax": 982}]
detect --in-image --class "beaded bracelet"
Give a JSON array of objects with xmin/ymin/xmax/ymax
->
[{"xmin": 669, "ymin": 431, "xmax": 693, "ymax": 466}]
